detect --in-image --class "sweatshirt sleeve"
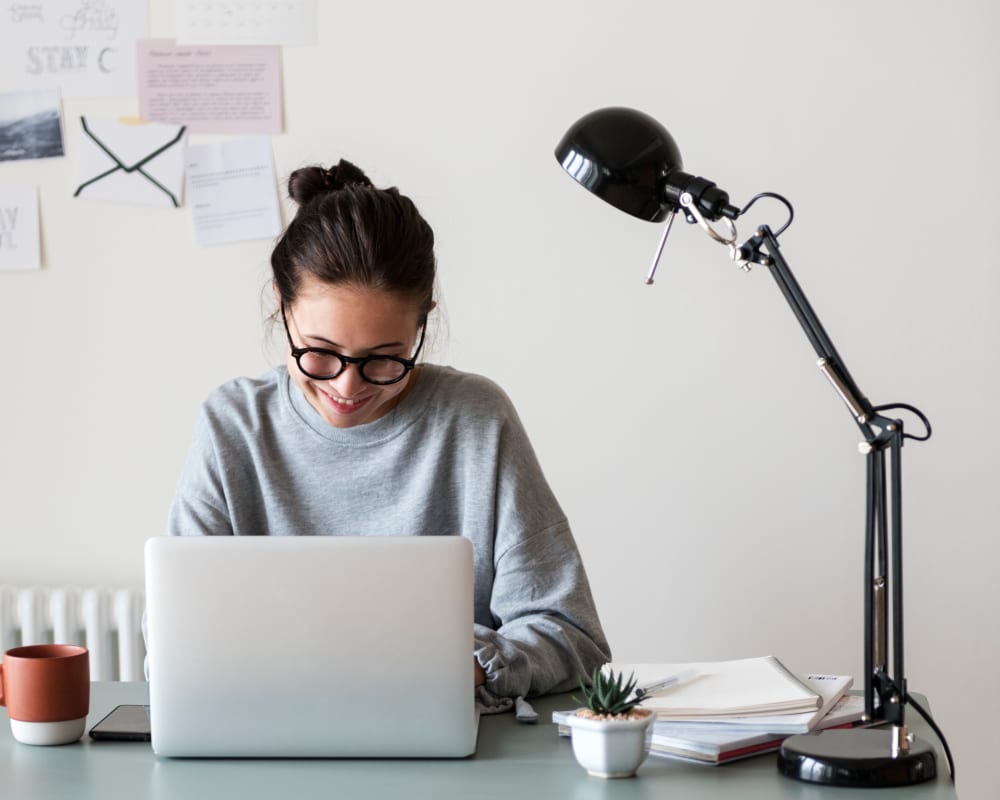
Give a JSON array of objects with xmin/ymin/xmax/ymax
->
[
  {"xmin": 166, "ymin": 404, "xmax": 234, "ymax": 537},
  {"xmin": 473, "ymin": 521, "xmax": 611, "ymax": 710},
  {"xmin": 469, "ymin": 391, "xmax": 611, "ymax": 710}
]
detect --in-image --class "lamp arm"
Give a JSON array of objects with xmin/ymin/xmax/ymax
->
[
  {"xmin": 737, "ymin": 223, "xmax": 913, "ymax": 728},
  {"xmin": 739, "ymin": 225, "xmax": 878, "ymax": 434}
]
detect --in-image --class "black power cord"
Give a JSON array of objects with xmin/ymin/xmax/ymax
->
[{"xmin": 906, "ymin": 692, "xmax": 956, "ymax": 782}]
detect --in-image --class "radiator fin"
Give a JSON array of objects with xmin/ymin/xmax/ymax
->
[{"xmin": 0, "ymin": 587, "xmax": 146, "ymax": 682}]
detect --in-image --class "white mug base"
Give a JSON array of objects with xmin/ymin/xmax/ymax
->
[{"xmin": 10, "ymin": 717, "xmax": 87, "ymax": 746}]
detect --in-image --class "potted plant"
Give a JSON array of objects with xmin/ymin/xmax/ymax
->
[{"xmin": 562, "ymin": 667, "xmax": 655, "ymax": 778}]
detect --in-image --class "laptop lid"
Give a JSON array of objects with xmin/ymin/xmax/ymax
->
[{"xmin": 144, "ymin": 535, "xmax": 477, "ymax": 758}]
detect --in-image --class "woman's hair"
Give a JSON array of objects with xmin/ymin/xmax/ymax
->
[{"xmin": 271, "ymin": 159, "xmax": 436, "ymax": 316}]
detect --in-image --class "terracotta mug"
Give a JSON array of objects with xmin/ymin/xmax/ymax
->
[{"xmin": 0, "ymin": 644, "xmax": 90, "ymax": 745}]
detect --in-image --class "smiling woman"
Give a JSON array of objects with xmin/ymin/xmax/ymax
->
[
  {"xmin": 164, "ymin": 159, "xmax": 611, "ymax": 712},
  {"xmin": 281, "ymin": 282, "xmax": 425, "ymax": 428}
]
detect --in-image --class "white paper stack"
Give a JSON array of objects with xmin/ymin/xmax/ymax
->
[{"xmin": 553, "ymin": 656, "xmax": 860, "ymax": 766}]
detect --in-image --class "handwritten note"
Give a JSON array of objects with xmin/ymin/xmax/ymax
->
[
  {"xmin": 2, "ymin": 0, "xmax": 150, "ymax": 98},
  {"xmin": 137, "ymin": 39, "xmax": 283, "ymax": 135},
  {"xmin": 185, "ymin": 136, "xmax": 282, "ymax": 247},
  {"xmin": 176, "ymin": 0, "xmax": 317, "ymax": 46},
  {"xmin": 0, "ymin": 187, "xmax": 42, "ymax": 271}
]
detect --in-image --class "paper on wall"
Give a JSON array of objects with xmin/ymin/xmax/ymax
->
[
  {"xmin": 175, "ymin": 0, "xmax": 317, "ymax": 46},
  {"xmin": 0, "ymin": 187, "xmax": 42, "ymax": 271},
  {"xmin": 185, "ymin": 136, "xmax": 282, "ymax": 247},
  {"xmin": 0, "ymin": 89, "xmax": 65, "ymax": 162},
  {"xmin": 3, "ymin": 0, "xmax": 149, "ymax": 98},
  {"xmin": 137, "ymin": 39, "xmax": 283, "ymax": 135},
  {"xmin": 72, "ymin": 117, "xmax": 187, "ymax": 208}
]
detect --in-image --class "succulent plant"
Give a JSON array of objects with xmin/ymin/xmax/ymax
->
[{"xmin": 575, "ymin": 667, "xmax": 643, "ymax": 717}]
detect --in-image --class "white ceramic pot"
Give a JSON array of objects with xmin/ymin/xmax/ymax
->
[{"xmin": 563, "ymin": 709, "xmax": 654, "ymax": 778}]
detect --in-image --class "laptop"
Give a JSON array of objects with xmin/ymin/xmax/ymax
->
[{"xmin": 143, "ymin": 535, "xmax": 478, "ymax": 758}]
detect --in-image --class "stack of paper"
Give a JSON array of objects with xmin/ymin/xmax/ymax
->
[
  {"xmin": 609, "ymin": 656, "xmax": 823, "ymax": 719},
  {"xmin": 553, "ymin": 694, "xmax": 864, "ymax": 765},
  {"xmin": 670, "ymin": 672, "xmax": 855, "ymax": 733},
  {"xmin": 647, "ymin": 694, "xmax": 866, "ymax": 765},
  {"xmin": 553, "ymin": 657, "xmax": 859, "ymax": 766}
]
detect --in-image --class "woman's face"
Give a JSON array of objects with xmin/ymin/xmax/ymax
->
[{"xmin": 283, "ymin": 277, "xmax": 425, "ymax": 429}]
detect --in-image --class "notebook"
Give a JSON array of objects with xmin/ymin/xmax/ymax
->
[
  {"xmin": 605, "ymin": 656, "xmax": 821, "ymax": 719},
  {"xmin": 144, "ymin": 535, "xmax": 478, "ymax": 758}
]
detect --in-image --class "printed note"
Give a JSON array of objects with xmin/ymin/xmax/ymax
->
[
  {"xmin": 137, "ymin": 39, "xmax": 283, "ymax": 135},
  {"xmin": 185, "ymin": 136, "xmax": 282, "ymax": 246},
  {"xmin": 176, "ymin": 0, "xmax": 317, "ymax": 46},
  {"xmin": 0, "ymin": 187, "xmax": 42, "ymax": 271},
  {"xmin": 2, "ymin": 0, "xmax": 150, "ymax": 98}
]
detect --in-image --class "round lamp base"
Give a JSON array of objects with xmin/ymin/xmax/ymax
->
[{"xmin": 777, "ymin": 728, "xmax": 937, "ymax": 788}]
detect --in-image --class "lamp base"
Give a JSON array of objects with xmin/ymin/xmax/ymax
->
[{"xmin": 777, "ymin": 728, "xmax": 937, "ymax": 788}]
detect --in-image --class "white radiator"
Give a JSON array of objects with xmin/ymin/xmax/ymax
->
[{"xmin": 0, "ymin": 587, "xmax": 146, "ymax": 682}]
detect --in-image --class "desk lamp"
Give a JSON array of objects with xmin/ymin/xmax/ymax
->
[{"xmin": 554, "ymin": 107, "xmax": 952, "ymax": 788}]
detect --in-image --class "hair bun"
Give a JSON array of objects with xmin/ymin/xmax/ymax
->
[
  {"xmin": 326, "ymin": 159, "xmax": 373, "ymax": 190},
  {"xmin": 288, "ymin": 159, "xmax": 373, "ymax": 206}
]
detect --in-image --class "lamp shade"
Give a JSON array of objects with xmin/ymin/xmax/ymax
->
[{"xmin": 554, "ymin": 107, "xmax": 682, "ymax": 223}]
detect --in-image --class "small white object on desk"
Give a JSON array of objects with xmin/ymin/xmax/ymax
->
[{"xmin": 634, "ymin": 668, "xmax": 700, "ymax": 701}]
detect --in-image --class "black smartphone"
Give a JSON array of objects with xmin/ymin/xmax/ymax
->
[{"xmin": 88, "ymin": 704, "xmax": 152, "ymax": 742}]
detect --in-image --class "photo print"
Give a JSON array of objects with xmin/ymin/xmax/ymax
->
[{"xmin": 0, "ymin": 89, "xmax": 64, "ymax": 162}]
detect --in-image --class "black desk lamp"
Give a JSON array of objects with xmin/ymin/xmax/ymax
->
[{"xmin": 555, "ymin": 107, "xmax": 951, "ymax": 788}]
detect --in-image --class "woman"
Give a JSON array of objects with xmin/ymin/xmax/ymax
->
[{"xmin": 167, "ymin": 159, "xmax": 610, "ymax": 710}]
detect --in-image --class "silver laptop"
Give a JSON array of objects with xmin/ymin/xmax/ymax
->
[{"xmin": 144, "ymin": 535, "xmax": 478, "ymax": 758}]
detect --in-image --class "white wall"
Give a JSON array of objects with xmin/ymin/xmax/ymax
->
[{"xmin": 2, "ymin": 0, "xmax": 996, "ymax": 794}]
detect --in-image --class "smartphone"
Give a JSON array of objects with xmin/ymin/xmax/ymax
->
[{"xmin": 88, "ymin": 704, "xmax": 152, "ymax": 741}]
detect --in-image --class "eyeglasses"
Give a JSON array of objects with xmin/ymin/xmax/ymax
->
[{"xmin": 281, "ymin": 304, "xmax": 426, "ymax": 385}]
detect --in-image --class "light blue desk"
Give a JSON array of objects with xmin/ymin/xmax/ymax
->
[{"xmin": 1, "ymin": 682, "xmax": 958, "ymax": 799}]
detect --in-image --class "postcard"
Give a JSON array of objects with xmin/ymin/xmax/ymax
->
[
  {"xmin": 3, "ymin": 0, "xmax": 150, "ymax": 98},
  {"xmin": 0, "ymin": 187, "xmax": 42, "ymax": 271},
  {"xmin": 73, "ymin": 117, "xmax": 187, "ymax": 208},
  {"xmin": 137, "ymin": 39, "xmax": 283, "ymax": 135},
  {"xmin": 0, "ymin": 89, "xmax": 64, "ymax": 162},
  {"xmin": 185, "ymin": 136, "xmax": 282, "ymax": 247},
  {"xmin": 176, "ymin": 0, "xmax": 317, "ymax": 46}
]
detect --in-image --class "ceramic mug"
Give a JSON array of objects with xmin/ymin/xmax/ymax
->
[{"xmin": 0, "ymin": 644, "xmax": 90, "ymax": 745}]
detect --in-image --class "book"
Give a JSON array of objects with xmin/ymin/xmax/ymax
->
[
  {"xmin": 663, "ymin": 672, "xmax": 854, "ymax": 734},
  {"xmin": 553, "ymin": 693, "xmax": 866, "ymax": 766},
  {"xmin": 606, "ymin": 656, "xmax": 820, "ymax": 719},
  {"xmin": 648, "ymin": 694, "xmax": 867, "ymax": 765}
]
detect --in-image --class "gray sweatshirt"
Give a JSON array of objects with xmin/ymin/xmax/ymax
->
[{"xmin": 166, "ymin": 364, "xmax": 610, "ymax": 710}]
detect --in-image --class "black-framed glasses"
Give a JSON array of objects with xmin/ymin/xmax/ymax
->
[{"xmin": 281, "ymin": 304, "xmax": 426, "ymax": 385}]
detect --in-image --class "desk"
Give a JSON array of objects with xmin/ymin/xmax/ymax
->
[{"xmin": 1, "ymin": 683, "xmax": 958, "ymax": 800}]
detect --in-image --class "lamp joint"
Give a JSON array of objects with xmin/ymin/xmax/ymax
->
[
  {"xmin": 891, "ymin": 725, "xmax": 914, "ymax": 758},
  {"xmin": 679, "ymin": 192, "xmax": 739, "ymax": 249}
]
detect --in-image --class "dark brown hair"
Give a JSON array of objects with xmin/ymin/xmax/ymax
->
[{"xmin": 271, "ymin": 159, "xmax": 436, "ymax": 315}]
